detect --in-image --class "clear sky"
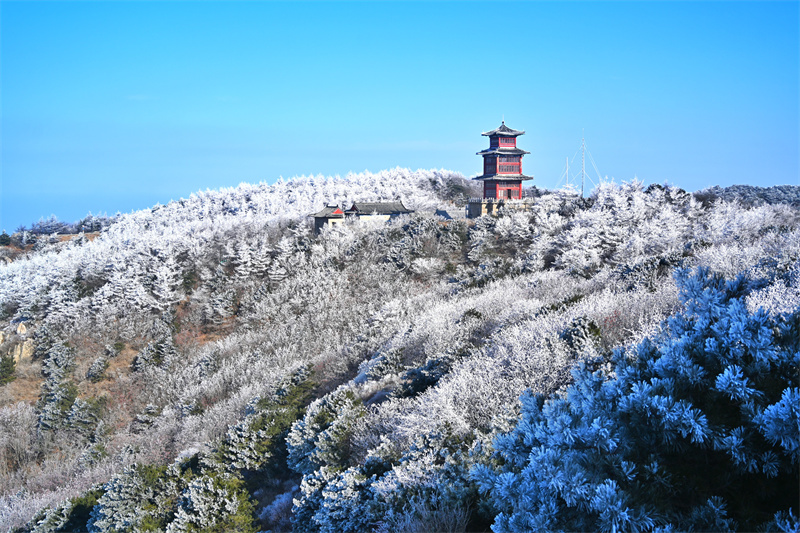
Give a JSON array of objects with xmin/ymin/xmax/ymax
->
[{"xmin": 1, "ymin": 1, "xmax": 798, "ymax": 232}]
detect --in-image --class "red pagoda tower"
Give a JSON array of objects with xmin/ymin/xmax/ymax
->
[{"xmin": 474, "ymin": 121, "xmax": 533, "ymax": 200}]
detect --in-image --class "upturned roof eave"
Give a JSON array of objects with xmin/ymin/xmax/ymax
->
[
  {"xmin": 476, "ymin": 148, "xmax": 530, "ymax": 156},
  {"xmin": 310, "ymin": 206, "xmax": 345, "ymax": 218},
  {"xmin": 472, "ymin": 174, "xmax": 535, "ymax": 181},
  {"xmin": 345, "ymin": 201, "xmax": 413, "ymax": 215},
  {"xmin": 481, "ymin": 122, "xmax": 525, "ymax": 137}
]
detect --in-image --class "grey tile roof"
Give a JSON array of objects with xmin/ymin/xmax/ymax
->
[
  {"xmin": 481, "ymin": 121, "xmax": 525, "ymax": 137},
  {"xmin": 435, "ymin": 208, "xmax": 465, "ymax": 220},
  {"xmin": 310, "ymin": 204, "xmax": 345, "ymax": 218},
  {"xmin": 346, "ymin": 201, "xmax": 412, "ymax": 215}
]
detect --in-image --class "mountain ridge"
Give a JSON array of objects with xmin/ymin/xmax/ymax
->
[{"xmin": 0, "ymin": 169, "xmax": 798, "ymax": 532}]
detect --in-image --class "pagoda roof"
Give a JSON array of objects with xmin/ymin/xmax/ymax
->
[
  {"xmin": 473, "ymin": 174, "xmax": 534, "ymax": 182},
  {"xmin": 482, "ymin": 121, "xmax": 525, "ymax": 137},
  {"xmin": 345, "ymin": 201, "xmax": 413, "ymax": 215},
  {"xmin": 477, "ymin": 147, "xmax": 530, "ymax": 156},
  {"xmin": 310, "ymin": 204, "xmax": 345, "ymax": 218}
]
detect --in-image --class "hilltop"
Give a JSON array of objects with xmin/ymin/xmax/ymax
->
[{"xmin": 0, "ymin": 170, "xmax": 798, "ymax": 532}]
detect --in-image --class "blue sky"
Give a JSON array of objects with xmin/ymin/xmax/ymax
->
[{"xmin": 2, "ymin": 1, "xmax": 798, "ymax": 232}]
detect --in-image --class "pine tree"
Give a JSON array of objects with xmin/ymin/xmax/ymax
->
[
  {"xmin": 152, "ymin": 254, "xmax": 184, "ymax": 312},
  {"xmin": 473, "ymin": 268, "xmax": 800, "ymax": 532},
  {"xmin": 0, "ymin": 354, "xmax": 16, "ymax": 385}
]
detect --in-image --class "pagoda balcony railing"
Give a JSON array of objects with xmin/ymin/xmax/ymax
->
[{"xmin": 468, "ymin": 197, "xmax": 532, "ymax": 203}]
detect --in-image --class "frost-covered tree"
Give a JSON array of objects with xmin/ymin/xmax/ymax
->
[
  {"xmin": 166, "ymin": 470, "xmax": 256, "ymax": 533},
  {"xmin": 152, "ymin": 254, "xmax": 184, "ymax": 313},
  {"xmin": 212, "ymin": 366, "xmax": 314, "ymax": 474},
  {"xmin": 88, "ymin": 464, "xmax": 182, "ymax": 532},
  {"xmin": 473, "ymin": 268, "xmax": 800, "ymax": 532},
  {"xmin": 287, "ymin": 386, "xmax": 366, "ymax": 477},
  {"xmin": 37, "ymin": 342, "xmax": 77, "ymax": 431},
  {"xmin": 2, "ymin": 172, "xmax": 798, "ymax": 531}
]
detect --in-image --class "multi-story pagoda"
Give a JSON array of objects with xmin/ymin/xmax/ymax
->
[{"xmin": 474, "ymin": 121, "xmax": 533, "ymax": 200}]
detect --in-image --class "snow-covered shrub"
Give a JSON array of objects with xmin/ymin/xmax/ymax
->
[
  {"xmin": 0, "ymin": 402, "xmax": 38, "ymax": 479},
  {"xmin": 473, "ymin": 267, "xmax": 800, "ymax": 532},
  {"xmin": 394, "ymin": 350, "xmax": 466, "ymax": 399},
  {"xmin": 0, "ymin": 354, "xmax": 15, "ymax": 385},
  {"xmin": 212, "ymin": 366, "xmax": 314, "ymax": 475},
  {"xmin": 27, "ymin": 487, "xmax": 104, "ymax": 533},
  {"xmin": 37, "ymin": 343, "xmax": 77, "ymax": 431},
  {"xmin": 88, "ymin": 464, "xmax": 184, "ymax": 532},
  {"xmin": 132, "ymin": 338, "xmax": 177, "ymax": 372},
  {"xmin": 85, "ymin": 356, "xmax": 108, "ymax": 382},
  {"xmin": 287, "ymin": 387, "xmax": 366, "ymax": 476},
  {"xmin": 62, "ymin": 397, "xmax": 105, "ymax": 440},
  {"xmin": 258, "ymin": 488, "xmax": 296, "ymax": 531},
  {"xmin": 558, "ymin": 315, "xmax": 601, "ymax": 352},
  {"xmin": 27, "ymin": 501, "xmax": 73, "ymax": 533},
  {"xmin": 166, "ymin": 470, "xmax": 256, "ymax": 533},
  {"xmin": 130, "ymin": 404, "xmax": 161, "ymax": 435},
  {"xmin": 292, "ymin": 426, "xmax": 479, "ymax": 533},
  {"xmin": 363, "ymin": 349, "xmax": 406, "ymax": 382},
  {"xmin": 376, "ymin": 496, "xmax": 471, "ymax": 533}
]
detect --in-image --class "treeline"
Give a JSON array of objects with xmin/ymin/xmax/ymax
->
[
  {"xmin": 16, "ymin": 214, "xmax": 115, "ymax": 236},
  {"xmin": 1, "ymin": 215, "xmax": 117, "ymax": 250},
  {"xmin": 695, "ymin": 184, "xmax": 800, "ymax": 207}
]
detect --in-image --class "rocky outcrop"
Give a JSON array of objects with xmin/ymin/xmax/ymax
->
[
  {"xmin": 11, "ymin": 339, "xmax": 34, "ymax": 363},
  {"xmin": 1, "ymin": 323, "xmax": 34, "ymax": 363}
]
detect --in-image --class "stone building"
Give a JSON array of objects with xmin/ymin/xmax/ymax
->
[
  {"xmin": 310, "ymin": 204, "xmax": 346, "ymax": 234},
  {"xmin": 311, "ymin": 201, "xmax": 413, "ymax": 233}
]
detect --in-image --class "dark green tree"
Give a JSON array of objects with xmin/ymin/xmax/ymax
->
[{"xmin": 0, "ymin": 354, "xmax": 16, "ymax": 385}]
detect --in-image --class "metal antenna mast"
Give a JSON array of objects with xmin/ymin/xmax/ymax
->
[
  {"xmin": 581, "ymin": 132, "xmax": 586, "ymax": 197},
  {"xmin": 560, "ymin": 133, "xmax": 601, "ymax": 196}
]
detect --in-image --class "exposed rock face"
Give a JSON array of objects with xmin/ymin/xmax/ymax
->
[
  {"xmin": 20, "ymin": 339, "xmax": 34, "ymax": 361},
  {"xmin": 9, "ymin": 339, "xmax": 34, "ymax": 363},
  {"xmin": 2, "ymin": 324, "xmax": 34, "ymax": 363},
  {"xmin": 11, "ymin": 344, "xmax": 21, "ymax": 363}
]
